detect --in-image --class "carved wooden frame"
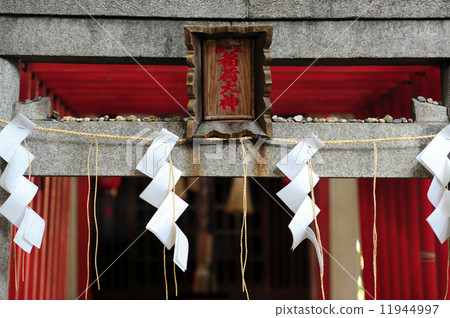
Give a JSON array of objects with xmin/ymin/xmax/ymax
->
[{"xmin": 184, "ymin": 25, "xmax": 273, "ymax": 139}]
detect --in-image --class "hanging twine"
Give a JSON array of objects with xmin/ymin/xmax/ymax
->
[
  {"xmin": 307, "ymin": 160, "xmax": 325, "ymax": 300},
  {"xmin": 162, "ymin": 155, "xmax": 178, "ymax": 300},
  {"xmin": 169, "ymin": 154, "xmax": 178, "ymax": 297},
  {"xmin": 92, "ymin": 138, "xmax": 100, "ymax": 291},
  {"xmin": 85, "ymin": 137, "xmax": 100, "ymax": 300},
  {"xmin": 12, "ymin": 226, "xmax": 18, "ymax": 293},
  {"xmin": 445, "ymin": 241, "xmax": 450, "ymax": 300},
  {"xmin": 163, "ymin": 246, "xmax": 168, "ymax": 300},
  {"xmin": 22, "ymin": 139, "xmax": 32, "ymax": 285},
  {"xmin": 372, "ymin": 141, "xmax": 378, "ymax": 300},
  {"xmin": 239, "ymin": 139, "xmax": 250, "ymax": 300}
]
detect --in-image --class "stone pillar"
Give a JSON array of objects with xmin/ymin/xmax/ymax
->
[
  {"xmin": 0, "ymin": 58, "xmax": 21, "ymax": 300},
  {"xmin": 0, "ymin": 190, "xmax": 10, "ymax": 300},
  {"xmin": 441, "ymin": 63, "xmax": 450, "ymax": 109}
]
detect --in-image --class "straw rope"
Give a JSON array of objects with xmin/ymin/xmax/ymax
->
[
  {"xmin": 0, "ymin": 118, "xmax": 436, "ymax": 145},
  {"xmin": 307, "ymin": 160, "xmax": 325, "ymax": 300},
  {"xmin": 372, "ymin": 141, "xmax": 378, "ymax": 300}
]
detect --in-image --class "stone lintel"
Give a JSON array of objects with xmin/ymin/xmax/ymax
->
[
  {"xmin": 18, "ymin": 121, "xmax": 448, "ymax": 178},
  {"xmin": 0, "ymin": 18, "xmax": 448, "ymax": 63},
  {"xmin": 0, "ymin": 1, "xmax": 448, "ymax": 19}
]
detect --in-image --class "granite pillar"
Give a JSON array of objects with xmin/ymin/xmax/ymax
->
[{"xmin": 0, "ymin": 58, "xmax": 21, "ymax": 300}]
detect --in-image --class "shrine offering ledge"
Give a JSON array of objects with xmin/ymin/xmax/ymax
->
[{"xmin": 23, "ymin": 120, "xmax": 447, "ymax": 178}]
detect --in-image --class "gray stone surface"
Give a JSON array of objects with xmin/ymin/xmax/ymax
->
[
  {"xmin": 0, "ymin": 0, "xmax": 448, "ymax": 19},
  {"xmin": 0, "ymin": 17, "xmax": 448, "ymax": 62},
  {"xmin": 411, "ymin": 98, "xmax": 448, "ymax": 122},
  {"xmin": 252, "ymin": 20, "xmax": 450, "ymax": 62},
  {"xmin": 0, "ymin": 59, "xmax": 19, "ymax": 299},
  {"xmin": 0, "ymin": 0, "xmax": 247, "ymax": 19},
  {"xmin": 12, "ymin": 121, "xmax": 447, "ymax": 178},
  {"xmin": 13, "ymin": 97, "xmax": 51, "ymax": 120},
  {"xmin": 0, "ymin": 189, "xmax": 10, "ymax": 300},
  {"xmin": 0, "ymin": 17, "xmax": 230, "ymax": 63},
  {"xmin": 0, "ymin": 58, "xmax": 20, "ymax": 121},
  {"xmin": 249, "ymin": 0, "xmax": 450, "ymax": 19}
]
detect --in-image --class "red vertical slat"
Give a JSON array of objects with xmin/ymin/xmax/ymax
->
[
  {"xmin": 23, "ymin": 177, "xmax": 35, "ymax": 299},
  {"xmin": 77, "ymin": 177, "xmax": 90, "ymax": 299},
  {"xmin": 435, "ymin": 239, "xmax": 448, "ymax": 299},
  {"xmin": 425, "ymin": 66, "xmax": 441, "ymax": 101},
  {"xmin": 398, "ymin": 82, "xmax": 412, "ymax": 118},
  {"xmin": 411, "ymin": 73, "xmax": 427, "ymax": 98},
  {"xmin": 61, "ymin": 177, "xmax": 72, "ymax": 299},
  {"xmin": 45, "ymin": 178, "xmax": 57, "ymax": 299},
  {"xmin": 394, "ymin": 179, "xmax": 411, "ymax": 299},
  {"xmin": 383, "ymin": 180, "xmax": 401, "ymax": 299},
  {"xmin": 7, "ymin": 227, "xmax": 17, "ymax": 299},
  {"xmin": 376, "ymin": 179, "xmax": 390, "ymax": 299},
  {"xmin": 51, "ymin": 177, "xmax": 62, "ymax": 299},
  {"xmin": 38, "ymin": 177, "xmax": 51, "ymax": 299},
  {"xmin": 418, "ymin": 179, "xmax": 438, "ymax": 299},
  {"xmin": 56, "ymin": 177, "xmax": 71, "ymax": 299},
  {"xmin": 31, "ymin": 177, "xmax": 43, "ymax": 300}
]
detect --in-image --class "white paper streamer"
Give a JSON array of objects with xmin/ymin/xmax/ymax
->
[
  {"xmin": 137, "ymin": 129, "xmax": 189, "ymax": 271},
  {"xmin": 0, "ymin": 113, "xmax": 45, "ymax": 253},
  {"xmin": 417, "ymin": 125, "xmax": 450, "ymax": 243},
  {"xmin": 276, "ymin": 134, "xmax": 324, "ymax": 268}
]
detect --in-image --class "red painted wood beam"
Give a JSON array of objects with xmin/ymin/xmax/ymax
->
[
  {"xmin": 30, "ymin": 64, "xmax": 188, "ymax": 73},
  {"xmin": 60, "ymin": 97, "xmax": 373, "ymax": 107},
  {"xmin": 44, "ymin": 80, "xmax": 400, "ymax": 90},
  {"xmin": 35, "ymin": 72, "xmax": 186, "ymax": 82},
  {"xmin": 36, "ymin": 72, "xmax": 413, "ymax": 82},
  {"xmin": 272, "ymin": 66, "xmax": 433, "ymax": 73},
  {"xmin": 271, "ymin": 73, "xmax": 413, "ymax": 82},
  {"xmin": 30, "ymin": 63, "xmax": 434, "ymax": 74},
  {"xmin": 52, "ymin": 87, "xmax": 390, "ymax": 97}
]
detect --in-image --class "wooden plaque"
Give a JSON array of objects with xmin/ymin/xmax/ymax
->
[
  {"xmin": 203, "ymin": 38, "xmax": 254, "ymax": 120},
  {"xmin": 185, "ymin": 25, "xmax": 273, "ymax": 139}
]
